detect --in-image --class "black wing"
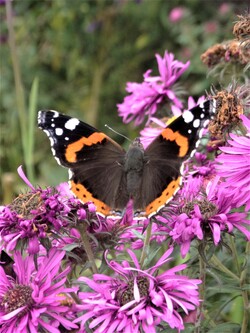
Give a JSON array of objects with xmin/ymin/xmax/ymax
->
[
  {"xmin": 133, "ymin": 100, "xmax": 215, "ymax": 217},
  {"xmin": 38, "ymin": 111, "xmax": 129, "ymax": 216}
]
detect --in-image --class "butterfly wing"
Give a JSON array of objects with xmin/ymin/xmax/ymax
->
[
  {"xmin": 38, "ymin": 111, "xmax": 129, "ymax": 217},
  {"xmin": 133, "ymin": 100, "xmax": 215, "ymax": 218}
]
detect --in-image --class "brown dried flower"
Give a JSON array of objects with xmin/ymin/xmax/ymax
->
[
  {"xmin": 201, "ymin": 40, "xmax": 249, "ymax": 67},
  {"xmin": 208, "ymin": 89, "xmax": 243, "ymax": 142},
  {"xmin": 233, "ymin": 14, "xmax": 250, "ymax": 41},
  {"xmin": 201, "ymin": 43, "xmax": 226, "ymax": 67}
]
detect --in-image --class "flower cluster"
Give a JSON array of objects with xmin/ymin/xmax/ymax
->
[
  {"xmin": 216, "ymin": 114, "xmax": 250, "ymax": 210},
  {"xmin": 75, "ymin": 248, "xmax": 201, "ymax": 333},
  {"xmin": 0, "ymin": 167, "xmax": 96, "ymax": 254},
  {"xmin": 0, "ymin": 248, "xmax": 78, "ymax": 333},
  {"xmin": 168, "ymin": 176, "xmax": 250, "ymax": 257},
  {"xmin": 117, "ymin": 51, "xmax": 190, "ymax": 126}
]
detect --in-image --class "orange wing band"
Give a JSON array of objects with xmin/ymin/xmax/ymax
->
[
  {"xmin": 161, "ymin": 128, "xmax": 189, "ymax": 157},
  {"xmin": 65, "ymin": 133, "xmax": 107, "ymax": 163},
  {"xmin": 70, "ymin": 180, "xmax": 111, "ymax": 216},
  {"xmin": 146, "ymin": 177, "xmax": 181, "ymax": 216}
]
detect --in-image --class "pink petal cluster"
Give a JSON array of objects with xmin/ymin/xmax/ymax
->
[
  {"xmin": 75, "ymin": 248, "xmax": 201, "ymax": 332},
  {"xmin": 0, "ymin": 248, "xmax": 78, "ymax": 333},
  {"xmin": 169, "ymin": 176, "xmax": 250, "ymax": 257},
  {"xmin": 117, "ymin": 51, "xmax": 190, "ymax": 125},
  {"xmin": 216, "ymin": 115, "xmax": 250, "ymax": 210}
]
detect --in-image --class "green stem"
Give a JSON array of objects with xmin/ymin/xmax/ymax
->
[
  {"xmin": 139, "ymin": 218, "xmax": 153, "ymax": 267},
  {"xmin": 77, "ymin": 222, "xmax": 98, "ymax": 274},
  {"xmin": 240, "ymin": 242, "xmax": 250, "ymax": 333},
  {"xmin": 195, "ymin": 257, "xmax": 206, "ymax": 333},
  {"xmin": 229, "ymin": 235, "xmax": 241, "ymax": 275},
  {"xmin": 5, "ymin": 1, "xmax": 27, "ymax": 166},
  {"xmin": 210, "ymin": 255, "xmax": 240, "ymax": 281},
  {"xmin": 85, "ymin": 65, "xmax": 105, "ymax": 126}
]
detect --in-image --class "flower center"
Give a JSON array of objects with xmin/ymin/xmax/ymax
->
[
  {"xmin": 1, "ymin": 284, "xmax": 33, "ymax": 315},
  {"xmin": 10, "ymin": 192, "xmax": 43, "ymax": 219},
  {"xmin": 183, "ymin": 199, "xmax": 218, "ymax": 220},
  {"xmin": 119, "ymin": 276, "xmax": 149, "ymax": 306}
]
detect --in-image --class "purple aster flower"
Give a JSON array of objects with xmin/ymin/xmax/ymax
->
[
  {"xmin": 169, "ymin": 7, "xmax": 186, "ymax": 23},
  {"xmin": 216, "ymin": 114, "xmax": 250, "ymax": 210},
  {"xmin": 75, "ymin": 247, "xmax": 201, "ymax": 332},
  {"xmin": 0, "ymin": 168, "xmax": 95, "ymax": 254},
  {"xmin": 169, "ymin": 176, "xmax": 250, "ymax": 257},
  {"xmin": 0, "ymin": 248, "xmax": 78, "ymax": 333},
  {"xmin": 184, "ymin": 152, "xmax": 216, "ymax": 181},
  {"xmin": 117, "ymin": 50, "xmax": 190, "ymax": 126},
  {"xmin": 139, "ymin": 117, "xmax": 166, "ymax": 148}
]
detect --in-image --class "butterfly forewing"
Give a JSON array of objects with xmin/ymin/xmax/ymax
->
[{"xmin": 38, "ymin": 110, "xmax": 129, "ymax": 216}]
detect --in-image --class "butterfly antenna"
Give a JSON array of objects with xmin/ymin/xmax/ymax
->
[{"xmin": 105, "ymin": 124, "xmax": 132, "ymax": 143}]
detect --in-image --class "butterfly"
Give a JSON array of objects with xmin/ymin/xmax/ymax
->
[{"xmin": 38, "ymin": 99, "xmax": 215, "ymax": 219}]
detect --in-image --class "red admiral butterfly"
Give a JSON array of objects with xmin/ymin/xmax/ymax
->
[{"xmin": 38, "ymin": 100, "xmax": 215, "ymax": 219}]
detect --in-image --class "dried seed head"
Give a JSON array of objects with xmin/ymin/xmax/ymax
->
[
  {"xmin": 201, "ymin": 39, "xmax": 249, "ymax": 67},
  {"xmin": 208, "ymin": 89, "xmax": 244, "ymax": 142},
  {"xmin": 233, "ymin": 14, "xmax": 250, "ymax": 42},
  {"xmin": 201, "ymin": 43, "xmax": 226, "ymax": 67}
]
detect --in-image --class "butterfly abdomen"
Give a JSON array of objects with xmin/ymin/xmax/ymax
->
[{"xmin": 124, "ymin": 140, "xmax": 145, "ymax": 197}]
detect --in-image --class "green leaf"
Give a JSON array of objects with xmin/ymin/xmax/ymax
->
[
  {"xmin": 26, "ymin": 76, "xmax": 39, "ymax": 182},
  {"xmin": 207, "ymin": 322, "xmax": 241, "ymax": 333}
]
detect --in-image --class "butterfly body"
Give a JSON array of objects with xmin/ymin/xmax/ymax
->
[{"xmin": 38, "ymin": 100, "xmax": 215, "ymax": 219}]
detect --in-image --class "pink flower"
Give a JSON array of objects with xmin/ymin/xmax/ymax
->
[
  {"xmin": 169, "ymin": 176, "xmax": 250, "ymax": 257},
  {"xmin": 216, "ymin": 115, "xmax": 250, "ymax": 210},
  {"xmin": 169, "ymin": 7, "xmax": 185, "ymax": 23},
  {"xmin": 204, "ymin": 21, "xmax": 218, "ymax": 34},
  {"xmin": 117, "ymin": 50, "xmax": 190, "ymax": 126},
  {"xmin": 0, "ymin": 248, "xmax": 78, "ymax": 333},
  {"xmin": 0, "ymin": 169, "xmax": 97, "ymax": 254},
  {"xmin": 219, "ymin": 3, "xmax": 231, "ymax": 14},
  {"xmin": 75, "ymin": 247, "xmax": 201, "ymax": 332}
]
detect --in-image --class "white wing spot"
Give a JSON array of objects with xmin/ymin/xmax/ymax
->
[
  {"xmin": 196, "ymin": 138, "xmax": 201, "ymax": 147},
  {"xmin": 68, "ymin": 169, "xmax": 74, "ymax": 179},
  {"xmin": 55, "ymin": 156, "xmax": 61, "ymax": 165},
  {"xmin": 203, "ymin": 119, "xmax": 209, "ymax": 128},
  {"xmin": 51, "ymin": 110, "xmax": 59, "ymax": 118},
  {"xmin": 55, "ymin": 128, "xmax": 63, "ymax": 136},
  {"xmin": 49, "ymin": 137, "xmax": 55, "ymax": 146},
  {"xmin": 65, "ymin": 118, "xmax": 80, "ymax": 130},
  {"xmin": 193, "ymin": 119, "xmax": 200, "ymax": 128},
  {"xmin": 212, "ymin": 99, "xmax": 216, "ymax": 113},
  {"xmin": 183, "ymin": 110, "xmax": 194, "ymax": 123}
]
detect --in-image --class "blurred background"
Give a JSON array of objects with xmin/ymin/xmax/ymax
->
[{"xmin": 0, "ymin": 0, "xmax": 248, "ymax": 202}]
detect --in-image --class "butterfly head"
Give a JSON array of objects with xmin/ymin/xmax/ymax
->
[{"xmin": 130, "ymin": 137, "xmax": 144, "ymax": 150}]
